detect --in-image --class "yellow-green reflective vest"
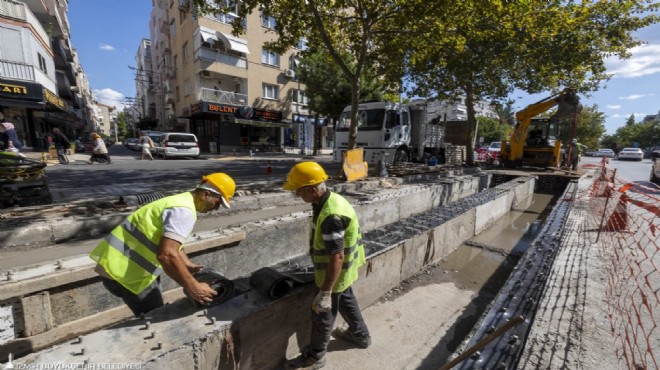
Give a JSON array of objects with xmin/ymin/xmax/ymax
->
[
  {"xmin": 312, "ymin": 192, "xmax": 366, "ymax": 293},
  {"xmin": 89, "ymin": 192, "xmax": 197, "ymax": 295}
]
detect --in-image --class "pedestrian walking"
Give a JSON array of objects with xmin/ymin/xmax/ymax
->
[
  {"xmin": 569, "ymin": 138, "xmax": 581, "ymax": 171},
  {"xmin": 139, "ymin": 132, "xmax": 154, "ymax": 160},
  {"xmin": 51, "ymin": 128, "xmax": 71, "ymax": 164},
  {"xmin": 283, "ymin": 162, "xmax": 371, "ymax": 370},
  {"xmin": 89, "ymin": 173, "xmax": 236, "ymax": 316},
  {"xmin": 0, "ymin": 118, "xmax": 23, "ymax": 153},
  {"xmin": 88, "ymin": 132, "xmax": 112, "ymax": 164}
]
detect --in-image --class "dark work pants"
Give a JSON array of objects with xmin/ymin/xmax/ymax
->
[
  {"xmin": 308, "ymin": 286, "xmax": 370, "ymax": 359},
  {"xmin": 101, "ymin": 277, "xmax": 164, "ymax": 317}
]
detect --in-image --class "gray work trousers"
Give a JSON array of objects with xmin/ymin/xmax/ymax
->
[{"xmin": 307, "ymin": 286, "xmax": 370, "ymax": 359}]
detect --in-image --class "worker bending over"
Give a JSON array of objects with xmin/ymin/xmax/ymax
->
[
  {"xmin": 90, "ymin": 173, "xmax": 236, "ymax": 316},
  {"xmin": 284, "ymin": 162, "xmax": 371, "ymax": 370}
]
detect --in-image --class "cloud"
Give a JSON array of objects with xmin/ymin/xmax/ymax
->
[
  {"xmin": 610, "ymin": 114, "xmax": 622, "ymax": 118},
  {"xmin": 607, "ymin": 104, "xmax": 621, "ymax": 109},
  {"xmin": 619, "ymin": 94, "xmax": 646, "ymax": 100},
  {"xmin": 98, "ymin": 43, "xmax": 115, "ymax": 51},
  {"xmin": 93, "ymin": 88, "xmax": 125, "ymax": 110},
  {"xmin": 605, "ymin": 44, "xmax": 660, "ymax": 78}
]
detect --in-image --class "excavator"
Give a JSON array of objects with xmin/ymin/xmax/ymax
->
[{"xmin": 500, "ymin": 89, "xmax": 581, "ymax": 168}]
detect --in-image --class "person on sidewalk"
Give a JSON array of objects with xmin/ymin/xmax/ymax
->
[
  {"xmin": 283, "ymin": 162, "xmax": 371, "ymax": 370},
  {"xmin": 89, "ymin": 173, "xmax": 236, "ymax": 316},
  {"xmin": 88, "ymin": 132, "xmax": 112, "ymax": 164},
  {"xmin": 0, "ymin": 119, "xmax": 23, "ymax": 153},
  {"xmin": 51, "ymin": 128, "xmax": 71, "ymax": 164},
  {"xmin": 139, "ymin": 132, "xmax": 154, "ymax": 160},
  {"xmin": 568, "ymin": 138, "xmax": 581, "ymax": 171}
]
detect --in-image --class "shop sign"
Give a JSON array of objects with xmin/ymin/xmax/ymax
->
[
  {"xmin": 0, "ymin": 78, "xmax": 43, "ymax": 101},
  {"xmin": 238, "ymin": 106, "xmax": 254, "ymax": 119},
  {"xmin": 206, "ymin": 103, "xmax": 237, "ymax": 114},
  {"xmin": 254, "ymin": 108, "xmax": 282, "ymax": 122},
  {"xmin": 43, "ymin": 89, "xmax": 66, "ymax": 110},
  {"xmin": 191, "ymin": 103, "xmax": 202, "ymax": 115}
]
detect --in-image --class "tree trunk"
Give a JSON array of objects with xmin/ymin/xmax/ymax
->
[
  {"xmin": 465, "ymin": 87, "xmax": 477, "ymax": 166},
  {"xmin": 348, "ymin": 77, "xmax": 361, "ymax": 150}
]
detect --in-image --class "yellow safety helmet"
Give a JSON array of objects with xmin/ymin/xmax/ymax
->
[
  {"xmin": 283, "ymin": 162, "xmax": 328, "ymax": 191},
  {"xmin": 200, "ymin": 173, "xmax": 236, "ymax": 208}
]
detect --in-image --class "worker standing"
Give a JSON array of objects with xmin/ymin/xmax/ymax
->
[
  {"xmin": 569, "ymin": 138, "xmax": 581, "ymax": 171},
  {"xmin": 89, "ymin": 173, "xmax": 236, "ymax": 316},
  {"xmin": 283, "ymin": 162, "xmax": 371, "ymax": 370}
]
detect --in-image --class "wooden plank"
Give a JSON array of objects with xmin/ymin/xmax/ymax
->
[
  {"xmin": 20, "ymin": 292, "xmax": 53, "ymax": 336},
  {"xmin": 0, "ymin": 231, "xmax": 246, "ymax": 301}
]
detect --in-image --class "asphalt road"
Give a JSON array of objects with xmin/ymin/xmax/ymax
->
[
  {"xmin": 580, "ymin": 155, "xmax": 654, "ymax": 182},
  {"xmin": 44, "ymin": 144, "xmax": 340, "ymax": 204}
]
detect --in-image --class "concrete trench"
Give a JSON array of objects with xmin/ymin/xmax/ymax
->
[{"xmin": 1, "ymin": 173, "xmax": 550, "ymax": 369}]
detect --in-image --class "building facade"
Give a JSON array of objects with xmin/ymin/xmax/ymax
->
[
  {"xmin": 0, "ymin": 0, "xmax": 96, "ymax": 150},
  {"xmin": 147, "ymin": 0, "xmax": 314, "ymax": 154}
]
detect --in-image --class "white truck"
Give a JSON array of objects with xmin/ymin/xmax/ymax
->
[{"xmin": 333, "ymin": 100, "xmax": 444, "ymax": 165}]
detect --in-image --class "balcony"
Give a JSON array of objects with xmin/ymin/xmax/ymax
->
[
  {"xmin": 196, "ymin": 47, "xmax": 247, "ymax": 70},
  {"xmin": 199, "ymin": 87, "xmax": 247, "ymax": 106},
  {"xmin": 0, "ymin": 0, "xmax": 27, "ymax": 21},
  {"xmin": 0, "ymin": 60, "xmax": 35, "ymax": 81}
]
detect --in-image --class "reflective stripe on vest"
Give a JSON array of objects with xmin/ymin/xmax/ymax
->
[
  {"xmin": 312, "ymin": 192, "xmax": 366, "ymax": 293},
  {"xmin": 90, "ymin": 192, "xmax": 197, "ymax": 295}
]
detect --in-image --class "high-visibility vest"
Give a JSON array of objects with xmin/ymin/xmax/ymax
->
[
  {"xmin": 312, "ymin": 192, "xmax": 366, "ymax": 293},
  {"xmin": 90, "ymin": 192, "xmax": 197, "ymax": 296}
]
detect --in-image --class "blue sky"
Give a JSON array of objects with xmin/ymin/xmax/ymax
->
[{"xmin": 68, "ymin": 1, "xmax": 660, "ymax": 134}]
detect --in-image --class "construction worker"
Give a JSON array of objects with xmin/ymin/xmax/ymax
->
[
  {"xmin": 89, "ymin": 173, "xmax": 236, "ymax": 316},
  {"xmin": 569, "ymin": 138, "xmax": 581, "ymax": 171},
  {"xmin": 283, "ymin": 162, "xmax": 371, "ymax": 370}
]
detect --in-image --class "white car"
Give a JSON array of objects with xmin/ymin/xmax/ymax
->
[
  {"xmin": 487, "ymin": 142, "xmax": 502, "ymax": 158},
  {"xmin": 616, "ymin": 147, "xmax": 644, "ymax": 161},
  {"xmin": 594, "ymin": 148, "xmax": 615, "ymax": 158},
  {"xmin": 154, "ymin": 132, "xmax": 200, "ymax": 159}
]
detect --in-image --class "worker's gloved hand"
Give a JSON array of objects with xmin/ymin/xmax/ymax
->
[{"xmin": 312, "ymin": 291, "xmax": 332, "ymax": 314}]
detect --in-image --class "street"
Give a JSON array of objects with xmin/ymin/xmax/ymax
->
[
  {"xmin": 580, "ymin": 155, "xmax": 654, "ymax": 182},
  {"xmin": 44, "ymin": 144, "xmax": 340, "ymax": 203}
]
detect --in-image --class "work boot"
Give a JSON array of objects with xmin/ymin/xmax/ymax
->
[
  {"xmin": 332, "ymin": 327, "xmax": 372, "ymax": 348},
  {"xmin": 285, "ymin": 352, "xmax": 325, "ymax": 370}
]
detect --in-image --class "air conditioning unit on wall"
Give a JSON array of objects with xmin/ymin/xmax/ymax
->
[{"xmin": 284, "ymin": 69, "xmax": 295, "ymax": 78}]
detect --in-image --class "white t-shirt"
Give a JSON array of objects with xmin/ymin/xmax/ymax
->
[{"xmin": 161, "ymin": 207, "xmax": 196, "ymax": 243}]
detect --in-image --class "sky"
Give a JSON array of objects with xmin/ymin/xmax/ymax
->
[{"xmin": 67, "ymin": 1, "xmax": 660, "ymax": 135}]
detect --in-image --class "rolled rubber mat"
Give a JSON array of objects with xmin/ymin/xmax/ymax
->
[
  {"xmin": 250, "ymin": 267, "xmax": 315, "ymax": 299},
  {"xmin": 186, "ymin": 268, "xmax": 235, "ymax": 308}
]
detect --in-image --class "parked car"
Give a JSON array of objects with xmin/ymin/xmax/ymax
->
[
  {"xmin": 651, "ymin": 150, "xmax": 660, "ymax": 185},
  {"xmin": 616, "ymin": 147, "xmax": 644, "ymax": 161},
  {"xmin": 487, "ymin": 141, "xmax": 501, "ymax": 159},
  {"xmin": 154, "ymin": 132, "xmax": 200, "ymax": 159},
  {"xmin": 593, "ymin": 148, "xmax": 615, "ymax": 158},
  {"xmin": 124, "ymin": 138, "xmax": 140, "ymax": 151},
  {"xmin": 584, "ymin": 149, "xmax": 597, "ymax": 157}
]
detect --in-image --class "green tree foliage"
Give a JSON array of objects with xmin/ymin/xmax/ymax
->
[
  {"xmin": 572, "ymin": 105, "xmax": 606, "ymax": 151},
  {"xmin": 402, "ymin": 0, "xmax": 658, "ymax": 165},
  {"xmin": 610, "ymin": 117, "xmax": 660, "ymax": 149},
  {"xmin": 115, "ymin": 112, "xmax": 131, "ymax": 141},
  {"xmin": 476, "ymin": 117, "xmax": 509, "ymax": 145},
  {"xmin": 297, "ymin": 49, "xmax": 384, "ymax": 120}
]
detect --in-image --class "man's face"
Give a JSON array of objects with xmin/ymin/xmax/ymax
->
[
  {"xmin": 198, "ymin": 191, "xmax": 225, "ymax": 213},
  {"xmin": 295, "ymin": 186, "xmax": 316, "ymax": 203}
]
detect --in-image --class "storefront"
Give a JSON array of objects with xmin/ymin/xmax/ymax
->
[
  {"xmin": 187, "ymin": 102, "xmax": 290, "ymax": 154},
  {"xmin": 292, "ymin": 114, "xmax": 334, "ymax": 152}
]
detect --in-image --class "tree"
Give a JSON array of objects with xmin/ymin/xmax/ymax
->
[
  {"xmin": 625, "ymin": 114, "xmax": 636, "ymax": 127},
  {"xmin": 402, "ymin": 1, "xmax": 658, "ymax": 165},
  {"xmin": 193, "ymin": 0, "xmax": 421, "ymax": 152},
  {"xmin": 573, "ymin": 105, "xmax": 606, "ymax": 151},
  {"xmin": 115, "ymin": 112, "xmax": 131, "ymax": 141},
  {"xmin": 476, "ymin": 116, "xmax": 509, "ymax": 145}
]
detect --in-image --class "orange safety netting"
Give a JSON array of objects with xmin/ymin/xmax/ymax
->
[{"xmin": 585, "ymin": 158, "xmax": 659, "ymax": 370}]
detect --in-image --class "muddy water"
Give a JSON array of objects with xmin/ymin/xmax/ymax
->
[{"xmin": 447, "ymin": 193, "xmax": 555, "ymax": 288}]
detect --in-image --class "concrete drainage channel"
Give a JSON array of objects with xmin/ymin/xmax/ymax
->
[{"xmin": 3, "ymin": 173, "xmax": 576, "ymax": 369}]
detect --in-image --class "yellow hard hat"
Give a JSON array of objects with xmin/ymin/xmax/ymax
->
[
  {"xmin": 200, "ymin": 173, "xmax": 236, "ymax": 208},
  {"xmin": 283, "ymin": 162, "xmax": 328, "ymax": 191}
]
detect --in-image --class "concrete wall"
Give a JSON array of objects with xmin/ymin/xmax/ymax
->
[{"xmin": 10, "ymin": 176, "xmax": 536, "ymax": 368}]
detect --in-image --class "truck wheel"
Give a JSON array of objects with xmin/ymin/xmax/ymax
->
[{"xmin": 393, "ymin": 148, "xmax": 409, "ymax": 163}]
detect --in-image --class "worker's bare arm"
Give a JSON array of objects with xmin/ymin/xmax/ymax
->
[{"xmin": 157, "ymin": 237, "xmax": 216, "ymax": 304}]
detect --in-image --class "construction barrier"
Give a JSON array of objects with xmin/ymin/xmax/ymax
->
[{"xmin": 585, "ymin": 161, "xmax": 660, "ymax": 370}]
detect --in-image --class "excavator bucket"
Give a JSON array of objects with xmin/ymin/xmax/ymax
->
[
  {"xmin": 552, "ymin": 91, "xmax": 581, "ymax": 119},
  {"xmin": 342, "ymin": 148, "xmax": 368, "ymax": 182}
]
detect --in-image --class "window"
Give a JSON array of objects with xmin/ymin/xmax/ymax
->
[
  {"xmin": 289, "ymin": 55, "xmax": 301, "ymax": 71},
  {"xmin": 295, "ymin": 38, "xmax": 308, "ymax": 51},
  {"xmin": 262, "ymin": 84, "xmax": 279, "ymax": 100},
  {"xmin": 184, "ymin": 79, "xmax": 190, "ymax": 96},
  {"xmin": 182, "ymin": 42, "xmax": 189, "ymax": 62},
  {"xmin": 261, "ymin": 12, "xmax": 277, "ymax": 29},
  {"xmin": 292, "ymin": 89, "xmax": 308, "ymax": 107},
  {"xmin": 37, "ymin": 53, "xmax": 47, "ymax": 73},
  {"xmin": 212, "ymin": 0, "xmax": 239, "ymax": 24},
  {"xmin": 169, "ymin": 18, "xmax": 176, "ymax": 38},
  {"xmin": 261, "ymin": 49, "xmax": 279, "ymax": 66}
]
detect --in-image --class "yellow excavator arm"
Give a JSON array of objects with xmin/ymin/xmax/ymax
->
[{"xmin": 501, "ymin": 88, "xmax": 579, "ymax": 166}]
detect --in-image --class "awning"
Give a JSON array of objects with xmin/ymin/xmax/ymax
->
[
  {"xmin": 199, "ymin": 26, "xmax": 218, "ymax": 43},
  {"xmin": 218, "ymin": 33, "xmax": 250, "ymax": 54},
  {"xmin": 235, "ymin": 118, "xmax": 290, "ymax": 128},
  {"xmin": 0, "ymin": 97, "xmax": 45, "ymax": 109}
]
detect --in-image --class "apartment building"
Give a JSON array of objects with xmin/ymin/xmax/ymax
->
[
  {"xmin": 95, "ymin": 102, "xmax": 115, "ymax": 136},
  {"xmin": 134, "ymin": 38, "xmax": 159, "ymax": 128},
  {"xmin": 0, "ymin": 0, "xmax": 96, "ymax": 150},
  {"xmin": 424, "ymin": 97, "xmax": 498, "ymax": 121},
  {"xmin": 148, "ymin": 0, "xmax": 312, "ymax": 153}
]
